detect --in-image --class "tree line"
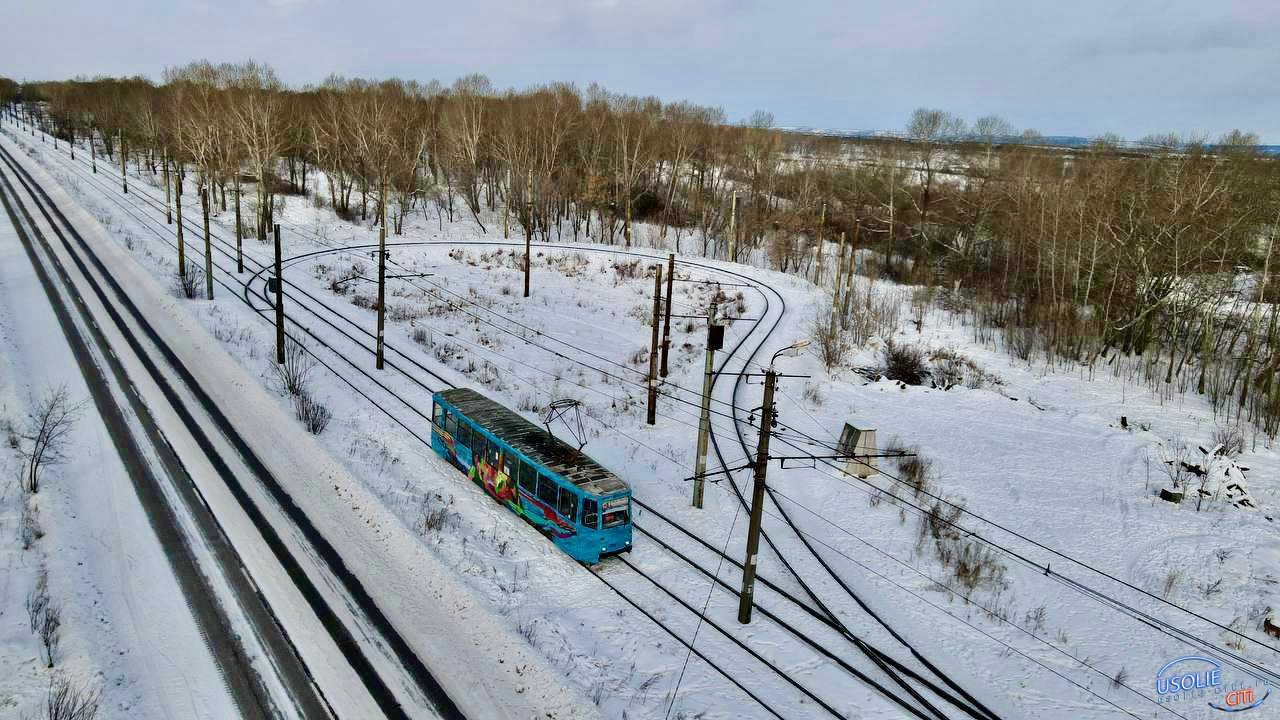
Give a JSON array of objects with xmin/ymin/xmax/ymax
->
[{"xmin": 3, "ymin": 63, "xmax": 1278, "ymax": 436}]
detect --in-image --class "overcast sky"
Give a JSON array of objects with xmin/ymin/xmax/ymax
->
[{"xmin": 3, "ymin": 0, "xmax": 1277, "ymax": 142}]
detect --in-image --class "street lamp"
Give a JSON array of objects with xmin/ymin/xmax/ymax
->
[
  {"xmin": 771, "ymin": 339, "xmax": 810, "ymax": 365},
  {"xmin": 739, "ymin": 338, "xmax": 810, "ymax": 624}
]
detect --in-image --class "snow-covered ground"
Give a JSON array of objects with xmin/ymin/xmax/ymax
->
[
  {"xmin": 0, "ymin": 172, "xmax": 237, "ymax": 718},
  {"xmin": 4, "ymin": 117, "xmax": 1279, "ymax": 719}
]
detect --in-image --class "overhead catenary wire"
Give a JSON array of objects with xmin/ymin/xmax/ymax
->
[
  {"xmin": 11, "ymin": 126, "xmax": 823, "ymax": 719},
  {"xmin": 24, "ymin": 120, "xmax": 1157, "ymax": 712}
]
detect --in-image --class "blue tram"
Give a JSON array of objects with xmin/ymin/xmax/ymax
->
[{"xmin": 430, "ymin": 388, "xmax": 632, "ymax": 563}]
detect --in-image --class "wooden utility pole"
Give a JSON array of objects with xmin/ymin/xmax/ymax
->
[
  {"xmin": 726, "ymin": 192, "xmax": 737, "ymax": 262},
  {"xmin": 738, "ymin": 367, "xmax": 777, "ymax": 624},
  {"xmin": 175, "ymin": 166, "xmax": 185, "ymax": 276},
  {"xmin": 692, "ymin": 301, "xmax": 719, "ymax": 509},
  {"xmin": 274, "ymin": 224, "xmax": 285, "ymax": 364},
  {"xmin": 201, "ymin": 186, "xmax": 213, "ymax": 300},
  {"xmin": 376, "ymin": 181, "xmax": 388, "ymax": 370},
  {"xmin": 233, "ymin": 179, "xmax": 243, "ymax": 273},
  {"xmin": 660, "ymin": 253, "xmax": 675, "ymax": 377},
  {"xmin": 646, "ymin": 264, "xmax": 663, "ymax": 425},
  {"xmin": 524, "ymin": 169, "xmax": 532, "ymax": 298},
  {"xmin": 90, "ymin": 131, "xmax": 97, "ymax": 174}
]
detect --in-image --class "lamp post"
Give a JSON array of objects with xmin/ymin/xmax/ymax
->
[{"xmin": 739, "ymin": 339, "xmax": 810, "ymax": 624}]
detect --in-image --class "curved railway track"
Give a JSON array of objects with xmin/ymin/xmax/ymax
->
[{"xmin": 13, "ymin": 122, "xmax": 998, "ymax": 719}]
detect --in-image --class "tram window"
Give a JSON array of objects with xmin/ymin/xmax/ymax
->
[
  {"xmin": 602, "ymin": 498, "xmax": 629, "ymax": 528},
  {"xmin": 558, "ymin": 490, "xmax": 578, "ymax": 523},
  {"xmin": 519, "ymin": 461, "xmax": 537, "ymax": 493},
  {"xmin": 537, "ymin": 475, "xmax": 559, "ymax": 508},
  {"xmin": 581, "ymin": 498, "xmax": 598, "ymax": 529},
  {"xmin": 456, "ymin": 422, "xmax": 470, "ymax": 450},
  {"xmin": 433, "ymin": 402, "xmax": 444, "ymax": 426},
  {"xmin": 444, "ymin": 413, "xmax": 457, "ymax": 437}
]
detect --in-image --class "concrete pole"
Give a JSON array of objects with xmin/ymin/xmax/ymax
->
[
  {"xmin": 660, "ymin": 253, "xmax": 675, "ymax": 377},
  {"xmin": 692, "ymin": 302, "xmax": 718, "ymax": 509},
  {"xmin": 646, "ymin": 264, "xmax": 663, "ymax": 425},
  {"xmin": 376, "ymin": 181, "xmax": 387, "ymax": 369},
  {"xmin": 738, "ymin": 368, "xmax": 776, "ymax": 624},
  {"xmin": 274, "ymin": 224, "xmax": 285, "ymax": 364},
  {"xmin": 202, "ymin": 185, "xmax": 213, "ymax": 300},
  {"xmin": 175, "ymin": 166, "xmax": 185, "ymax": 275}
]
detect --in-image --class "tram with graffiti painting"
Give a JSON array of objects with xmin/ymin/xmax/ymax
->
[{"xmin": 430, "ymin": 388, "xmax": 632, "ymax": 563}]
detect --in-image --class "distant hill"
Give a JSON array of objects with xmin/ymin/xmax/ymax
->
[{"xmin": 780, "ymin": 126, "xmax": 1280, "ymax": 155}]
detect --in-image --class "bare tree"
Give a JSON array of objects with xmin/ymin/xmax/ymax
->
[
  {"xmin": 906, "ymin": 107, "xmax": 965, "ymax": 244},
  {"xmin": 18, "ymin": 387, "xmax": 80, "ymax": 494}
]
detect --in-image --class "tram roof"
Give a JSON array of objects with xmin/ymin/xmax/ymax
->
[{"xmin": 437, "ymin": 388, "xmax": 627, "ymax": 496}]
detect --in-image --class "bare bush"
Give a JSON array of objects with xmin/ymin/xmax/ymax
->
[
  {"xmin": 3, "ymin": 415, "xmax": 19, "ymax": 449},
  {"xmin": 1212, "ymin": 424, "xmax": 1245, "ymax": 457},
  {"xmin": 928, "ymin": 348, "xmax": 1003, "ymax": 390},
  {"xmin": 802, "ymin": 382, "xmax": 824, "ymax": 406},
  {"xmin": 1160, "ymin": 439, "xmax": 1195, "ymax": 490},
  {"xmin": 270, "ymin": 338, "xmax": 317, "ymax": 397},
  {"xmin": 1006, "ymin": 326, "xmax": 1037, "ymax": 362},
  {"xmin": 292, "ymin": 390, "xmax": 332, "ymax": 435},
  {"xmin": 916, "ymin": 496, "xmax": 1007, "ymax": 597},
  {"xmin": 20, "ymin": 500, "xmax": 43, "ymax": 549},
  {"xmin": 38, "ymin": 601, "xmax": 62, "ymax": 668},
  {"xmin": 26, "ymin": 569, "xmax": 50, "ymax": 633},
  {"xmin": 17, "ymin": 386, "xmax": 80, "ymax": 493},
  {"xmin": 42, "ymin": 673, "xmax": 100, "ymax": 720},
  {"xmin": 811, "ymin": 311, "xmax": 849, "ymax": 369},
  {"xmin": 897, "ymin": 453, "xmax": 933, "ymax": 498},
  {"xmin": 881, "ymin": 340, "xmax": 928, "ymax": 385},
  {"xmin": 415, "ymin": 493, "xmax": 458, "ymax": 538},
  {"xmin": 26, "ymin": 569, "xmax": 61, "ymax": 668},
  {"xmin": 910, "ymin": 287, "xmax": 936, "ymax": 331},
  {"xmin": 172, "ymin": 261, "xmax": 205, "ymax": 299},
  {"xmin": 841, "ymin": 281, "xmax": 905, "ymax": 346}
]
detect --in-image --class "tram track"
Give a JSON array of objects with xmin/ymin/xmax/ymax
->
[
  {"xmin": 15, "ymin": 122, "xmax": 996, "ymax": 719},
  {"xmin": 0, "ymin": 130, "xmax": 463, "ymax": 720}
]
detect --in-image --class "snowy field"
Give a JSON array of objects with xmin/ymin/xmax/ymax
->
[{"xmin": 3, "ymin": 119, "xmax": 1279, "ymax": 719}]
